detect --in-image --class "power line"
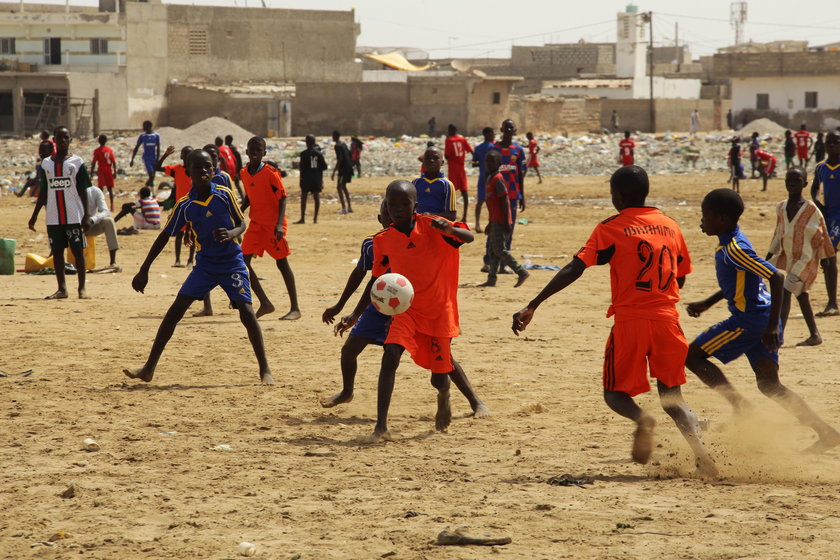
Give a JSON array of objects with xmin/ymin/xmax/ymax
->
[
  {"xmin": 659, "ymin": 11, "xmax": 840, "ymax": 31},
  {"xmin": 424, "ymin": 18, "xmax": 615, "ymax": 52}
]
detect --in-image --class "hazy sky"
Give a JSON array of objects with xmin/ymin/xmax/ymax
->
[{"xmin": 35, "ymin": 0, "xmax": 840, "ymax": 58}]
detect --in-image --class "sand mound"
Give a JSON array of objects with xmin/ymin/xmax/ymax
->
[
  {"xmin": 156, "ymin": 117, "xmax": 255, "ymax": 150},
  {"xmin": 741, "ymin": 117, "xmax": 787, "ymax": 136}
]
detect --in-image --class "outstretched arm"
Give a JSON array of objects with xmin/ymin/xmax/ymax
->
[
  {"xmin": 430, "ymin": 217, "xmax": 474, "ymax": 243},
  {"xmin": 155, "ymin": 145, "xmax": 176, "ymax": 172},
  {"xmin": 132, "ymin": 230, "xmax": 170, "ymax": 293},
  {"xmin": 512, "ymin": 257, "xmax": 586, "ymax": 335},
  {"xmin": 323, "ymin": 267, "xmax": 367, "ymax": 324},
  {"xmin": 686, "ymin": 290, "xmax": 724, "ymax": 317}
]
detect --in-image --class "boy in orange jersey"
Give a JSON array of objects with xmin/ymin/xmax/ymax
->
[
  {"xmin": 346, "ymin": 180, "xmax": 488, "ymax": 442},
  {"xmin": 525, "ymin": 132, "xmax": 542, "ymax": 184},
  {"xmin": 512, "ymin": 166, "xmax": 718, "ymax": 476},
  {"xmin": 90, "ymin": 134, "xmax": 117, "ymax": 211},
  {"xmin": 156, "ymin": 145, "xmax": 194, "ymax": 267},
  {"xmin": 239, "ymin": 136, "xmax": 300, "ymax": 320},
  {"xmin": 444, "ymin": 124, "xmax": 473, "ymax": 222}
]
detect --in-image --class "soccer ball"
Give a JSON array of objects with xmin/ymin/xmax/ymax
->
[{"xmin": 370, "ymin": 273, "xmax": 414, "ymax": 316}]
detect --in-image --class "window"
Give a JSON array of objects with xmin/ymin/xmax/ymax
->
[
  {"xmin": 492, "ymin": 91, "xmax": 501, "ymax": 105},
  {"xmin": 44, "ymin": 38, "xmax": 61, "ymax": 65},
  {"xmin": 90, "ymin": 38, "xmax": 108, "ymax": 55},
  {"xmin": 756, "ymin": 93, "xmax": 769, "ymax": 110},
  {"xmin": 188, "ymin": 29, "xmax": 208, "ymax": 55},
  {"xmin": 0, "ymin": 38, "xmax": 15, "ymax": 55},
  {"xmin": 805, "ymin": 91, "xmax": 818, "ymax": 109}
]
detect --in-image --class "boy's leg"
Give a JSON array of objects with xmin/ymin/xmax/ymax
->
[
  {"xmin": 448, "ymin": 359, "xmax": 490, "ymax": 418},
  {"xmin": 69, "ymin": 245, "xmax": 88, "ymax": 299},
  {"xmin": 49, "ymin": 249, "xmax": 68, "ymax": 299},
  {"xmin": 276, "ymin": 258, "xmax": 301, "ymax": 320},
  {"xmin": 818, "ymin": 256, "xmax": 838, "ymax": 316},
  {"xmin": 796, "ymin": 291, "xmax": 822, "ymax": 345},
  {"xmin": 295, "ymin": 191, "xmax": 307, "ymax": 224},
  {"xmin": 430, "ymin": 372, "xmax": 452, "ymax": 433},
  {"xmin": 602, "ymin": 389, "xmax": 656, "ymax": 464},
  {"xmin": 780, "ymin": 289, "xmax": 792, "ymax": 330},
  {"xmin": 657, "ymin": 382, "xmax": 718, "ymax": 476},
  {"xmin": 313, "ymin": 192, "xmax": 320, "ymax": 224},
  {"xmin": 174, "ymin": 231, "xmax": 184, "ymax": 266},
  {"xmin": 194, "ymin": 294, "xmax": 213, "ymax": 317},
  {"xmin": 368, "ymin": 343, "xmax": 405, "ymax": 442},
  {"xmin": 337, "ymin": 179, "xmax": 347, "ymax": 212},
  {"xmin": 480, "ymin": 226, "xmax": 501, "ymax": 287},
  {"xmin": 750, "ymin": 358, "xmax": 840, "ymax": 452},
  {"xmin": 685, "ymin": 343, "xmax": 750, "ymax": 413},
  {"xmin": 236, "ymin": 301, "xmax": 274, "ymax": 385},
  {"xmin": 124, "ymin": 295, "xmax": 193, "ymax": 382},
  {"xmin": 460, "ymin": 190, "xmax": 468, "ymax": 223},
  {"xmin": 474, "ymin": 199, "xmax": 484, "ymax": 233},
  {"xmin": 342, "ymin": 180, "xmax": 352, "ymax": 212},
  {"xmin": 321, "ymin": 334, "xmax": 371, "ymax": 407},
  {"xmin": 245, "ymin": 254, "xmax": 275, "ymax": 318},
  {"xmin": 494, "ymin": 233, "xmax": 529, "ymax": 287},
  {"xmin": 535, "ymin": 167, "xmax": 542, "ymax": 183}
]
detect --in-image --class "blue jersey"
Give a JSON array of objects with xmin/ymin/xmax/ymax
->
[
  {"xmin": 136, "ymin": 132, "xmax": 160, "ymax": 160},
  {"xmin": 715, "ymin": 226, "xmax": 777, "ymax": 315},
  {"xmin": 814, "ymin": 160, "xmax": 840, "ymax": 217},
  {"xmin": 357, "ymin": 236, "xmax": 375, "ymax": 272},
  {"xmin": 472, "ymin": 141, "xmax": 495, "ymax": 189},
  {"xmin": 493, "ymin": 141, "xmax": 526, "ymax": 199},
  {"xmin": 163, "ymin": 184, "xmax": 245, "ymax": 267},
  {"xmin": 412, "ymin": 173, "xmax": 456, "ymax": 216},
  {"xmin": 212, "ymin": 169, "xmax": 232, "ymax": 189}
]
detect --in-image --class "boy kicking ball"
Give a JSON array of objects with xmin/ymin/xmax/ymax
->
[{"xmin": 123, "ymin": 149, "xmax": 273, "ymax": 385}]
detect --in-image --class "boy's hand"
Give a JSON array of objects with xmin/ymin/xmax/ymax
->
[
  {"xmin": 164, "ymin": 145, "xmax": 176, "ymax": 157},
  {"xmin": 518, "ymin": 198, "xmax": 526, "ymax": 212},
  {"xmin": 761, "ymin": 325, "xmax": 781, "ymax": 353},
  {"xmin": 129, "ymin": 158, "xmax": 134, "ymax": 167},
  {"xmin": 686, "ymin": 301, "xmax": 710, "ymax": 317},
  {"xmin": 502, "ymin": 222, "xmax": 512, "ymax": 234},
  {"xmin": 322, "ymin": 304, "xmax": 342, "ymax": 324},
  {"xmin": 132, "ymin": 269, "xmax": 149, "ymax": 293},
  {"xmin": 512, "ymin": 306, "xmax": 535, "ymax": 336},
  {"xmin": 28, "ymin": 218, "xmax": 37, "ymax": 231},
  {"xmin": 331, "ymin": 170, "xmax": 336, "ymax": 181},
  {"xmin": 334, "ymin": 313, "xmax": 358, "ymax": 337},
  {"xmin": 213, "ymin": 228, "xmax": 234, "ymax": 242},
  {"xmin": 430, "ymin": 217, "xmax": 454, "ymax": 235},
  {"xmin": 82, "ymin": 215, "xmax": 93, "ymax": 232},
  {"xmin": 274, "ymin": 223, "xmax": 285, "ymax": 241},
  {"xmin": 184, "ymin": 228, "xmax": 195, "ymax": 247}
]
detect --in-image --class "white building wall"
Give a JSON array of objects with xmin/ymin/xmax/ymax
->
[
  {"xmin": 616, "ymin": 10, "xmax": 647, "ymax": 79},
  {"xmin": 632, "ymin": 76, "xmax": 701, "ymax": 99},
  {"xmin": 731, "ymin": 75, "xmax": 840, "ymax": 116}
]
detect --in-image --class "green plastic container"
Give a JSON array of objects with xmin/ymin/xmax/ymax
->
[{"xmin": 0, "ymin": 238, "xmax": 16, "ymax": 275}]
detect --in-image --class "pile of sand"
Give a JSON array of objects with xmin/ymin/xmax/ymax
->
[
  {"xmin": 156, "ymin": 117, "xmax": 255, "ymax": 150},
  {"xmin": 740, "ymin": 117, "xmax": 787, "ymax": 136}
]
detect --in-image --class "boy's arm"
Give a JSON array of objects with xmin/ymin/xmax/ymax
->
[
  {"xmin": 811, "ymin": 174, "xmax": 824, "ymax": 211},
  {"xmin": 76, "ymin": 164, "xmax": 92, "ymax": 230},
  {"xmin": 155, "ymin": 145, "xmax": 175, "ymax": 172},
  {"xmin": 762, "ymin": 271, "xmax": 784, "ymax": 351},
  {"xmin": 130, "ymin": 140, "xmax": 140, "ymax": 165},
  {"xmin": 323, "ymin": 267, "xmax": 367, "ymax": 324},
  {"xmin": 517, "ymin": 148, "xmax": 526, "ymax": 211},
  {"xmin": 686, "ymin": 291, "xmax": 725, "ymax": 317},
  {"xmin": 512, "ymin": 257, "xmax": 586, "ymax": 335},
  {"xmin": 110, "ymin": 150, "xmax": 118, "ymax": 175},
  {"xmin": 275, "ymin": 196, "xmax": 286, "ymax": 240},
  {"xmin": 28, "ymin": 169, "xmax": 48, "ymax": 230},
  {"xmin": 240, "ymin": 195, "xmax": 250, "ymax": 213},
  {"xmin": 132, "ymin": 229, "xmax": 170, "ymax": 293},
  {"xmin": 334, "ymin": 276, "xmax": 376, "ymax": 337},
  {"xmin": 430, "ymin": 217, "xmax": 473, "ymax": 243}
]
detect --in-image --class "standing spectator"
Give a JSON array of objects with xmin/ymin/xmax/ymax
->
[
  {"xmin": 297, "ymin": 135, "xmax": 327, "ymax": 224},
  {"xmin": 813, "ymin": 132, "xmax": 826, "ymax": 164},
  {"xmin": 690, "ymin": 109, "xmax": 700, "ymax": 135},
  {"xmin": 444, "ymin": 124, "xmax": 473, "ymax": 222},
  {"xmin": 726, "ymin": 109, "xmax": 734, "ymax": 130},
  {"xmin": 795, "ymin": 124, "xmax": 813, "ymax": 169},
  {"xmin": 427, "ymin": 116, "xmax": 437, "ymax": 136},
  {"xmin": 350, "ymin": 136, "xmax": 364, "ymax": 178},
  {"xmin": 331, "ymin": 130, "xmax": 354, "ymax": 214},
  {"xmin": 610, "ymin": 110, "xmax": 620, "ymax": 132}
]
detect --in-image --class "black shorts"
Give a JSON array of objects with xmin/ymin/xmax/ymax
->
[
  {"xmin": 337, "ymin": 170, "xmax": 353, "ymax": 184},
  {"xmin": 47, "ymin": 224, "xmax": 86, "ymax": 253},
  {"xmin": 301, "ymin": 183, "xmax": 323, "ymax": 194}
]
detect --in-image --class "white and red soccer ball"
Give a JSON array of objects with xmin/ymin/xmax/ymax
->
[{"xmin": 370, "ymin": 273, "xmax": 414, "ymax": 316}]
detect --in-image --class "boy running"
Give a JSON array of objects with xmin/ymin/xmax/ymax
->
[
  {"xmin": 296, "ymin": 135, "xmax": 327, "ymax": 224},
  {"xmin": 810, "ymin": 130, "xmax": 840, "ymax": 317},
  {"xmin": 766, "ymin": 167, "xmax": 835, "ymax": 346},
  {"xmin": 239, "ymin": 136, "xmax": 300, "ymax": 320},
  {"xmin": 619, "ymin": 131, "xmax": 635, "ymax": 167},
  {"xmin": 525, "ymin": 132, "xmax": 542, "ymax": 184},
  {"xmin": 91, "ymin": 134, "xmax": 117, "ymax": 211},
  {"xmin": 130, "ymin": 120, "xmax": 160, "ymax": 191},
  {"xmin": 413, "ymin": 147, "xmax": 457, "ymax": 221},
  {"xmin": 123, "ymin": 149, "xmax": 273, "ymax": 385},
  {"xmin": 444, "ymin": 124, "xmax": 473, "ymax": 222},
  {"xmin": 685, "ymin": 188, "xmax": 840, "ymax": 453},
  {"xmin": 472, "ymin": 127, "xmax": 495, "ymax": 233},
  {"xmin": 512, "ymin": 166, "xmax": 717, "ymax": 475},
  {"xmin": 27, "ymin": 126, "xmax": 92, "ymax": 300},
  {"xmin": 156, "ymin": 145, "xmax": 194, "ymax": 267}
]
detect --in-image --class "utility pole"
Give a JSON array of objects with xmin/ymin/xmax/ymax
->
[{"xmin": 647, "ymin": 11, "xmax": 655, "ymax": 133}]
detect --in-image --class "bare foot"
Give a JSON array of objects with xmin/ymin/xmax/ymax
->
[
  {"xmin": 186, "ymin": 261, "xmax": 194, "ymax": 268},
  {"xmin": 45, "ymin": 290, "xmax": 68, "ymax": 300},
  {"xmin": 631, "ymin": 414, "xmax": 656, "ymax": 464},
  {"xmin": 279, "ymin": 310, "xmax": 301, "ymax": 320},
  {"xmin": 192, "ymin": 308, "xmax": 213, "ymax": 317},
  {"xmin": 78, "ymin": 289, "xmax": 89, "ymax": 299},
  {"xmin": 796, "ymin": 334, "xmax": 823, "ymax": 346},
  {"xmin": 123, "ymin": 367, "xmax": 154, "ymax": 382},
  {"xmin": 320, "ymin": 391, "xmax": 354, "ymax": 408},
  {"xmin": 475, "ymin": 225, "xmax": 483, "ymax": 233},
  {"xmin": 514, "ymin": 271, "xmax": 530, "ymax": 288},
  {"xmin": 255, "ymin": 303, "xmax": 276, "ymax": 318},
  {"xmin": 477, "ymin": 281, "xmax": 496, "ymax": 288},
  {"xmin": 435, "ymin": 390, "xmax": 452, "ymax": 432},
  {"xmin": 817, "ymin": 306, "xmax": 839, "ymax": 317},
  {"xmin": 803, "ymin": 429, "xmax": 840, "ymax": 454},
  {"xmin": 361, "ymin": 430, "xmax": 393, "ymax": 444},
  {"xmin": 293, "ymin": 219, "xmax": 305, "ymax": 224},
  {"xmin": 172, "ymin": 262, "xmax": 185, "ymax": 268},
  {"xmin": 260, "ymin": 371, "xmax": 275, "ymax": 386},
  {"xmin": 472, "ymin": 402, "xmax": 491, "ymax": 418}
]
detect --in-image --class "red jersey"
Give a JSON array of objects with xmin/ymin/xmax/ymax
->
[
  {"xmin": 485, "ymin": 172, "xmax": 511, "ymax": 224},
  {"xmin": 755, "ymin": 149, "xmax": 775, "ymax": 164},
  {"xmin": 218, "ymin": 145, "xmax": 238, "ymax": 176},
  {"xmin": 527, "ymin": 138, "xmax": 540, "ymax": 167},
  {"xmin": 372, "ymin": 214, "xmax": 466, "ymax": 337},
  {"xmin": 575, "ymin": 207, "xmax": 691, "ymax": 321},
  {"xmin": 794, "ymin": 130, "xmax": 811, "ymax": 157},
  {"xmin": 444, "ymin": 135, "xmax": 473, "ymax": 170},
  {"xmin": 164, "ymin": 164, "xmax": 191, "ymax": 201},
  {"xmin": 240, "ymin": 162, "xmax": 286, "ymax": 228},
  {"xmin": 92, "ymin": 145, "xmax": 116, "ymax": 183},
  {"xmin": 619, "ymin": 139, "xmax": 635, "ymax": 166}
]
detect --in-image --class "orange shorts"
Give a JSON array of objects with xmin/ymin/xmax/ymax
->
[
  {"xmin": 241, "ymin": 223, "xmax": 290, "ymax": 260},
  {"xmin": 602, "ymin": 318, "xmax": 687, "ymax": 397},
  {"xmin": 385, "ymin": 312, "xmax": 453, "ymax": 374}
]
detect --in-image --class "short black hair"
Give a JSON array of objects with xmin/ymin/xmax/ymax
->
[
  {"xmin": 203, "ymin": 143, "xmax": 218, "ymax": 154},
  {"xmin": 482, "ymin": 127, "xmax": 493, "ymax": 135},
  {"xmin": 98, "ymin": 134, "xmax": 107, "ymax": 144},
  {"xmin": 610, "ymin": 165, "xmax": 649, "ymax": 206},
  {"xmin": 385, "ymin": 179, "xmax": 416, "ymax": 202},
  {"xmin": 224, "ymin": 134, "xmax": 233, "ymax": 143},
  {"xmin": 247, "ymin": 136, "xmax": 266, "ymax": 149},
  {"xmin": 787, "ymin": 165, "xmax": 807, "ymax": 182},
  {"xmin": 139, "ymin": 186, "xmax": 152, "ymax": 198},
  {"xmin": 142, "ymin": 120, "xmax": 152, "ymax": 128},
  {"xmin": 703, "ymin": 188, "xmax": 744, "ymax": 222}
]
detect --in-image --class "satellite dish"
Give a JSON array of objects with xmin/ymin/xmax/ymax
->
[
  {"xmin": 451, "ymin": 59, "xmax": 471, "ymax": 73},
  {"xmin": 471, "ymin": 68, "xmax": 487, "ymax": 78}
]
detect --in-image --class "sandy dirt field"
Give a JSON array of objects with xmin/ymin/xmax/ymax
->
[{"xmin": 3, "ymin": 169, "xmax": 840, "ymax": 559}]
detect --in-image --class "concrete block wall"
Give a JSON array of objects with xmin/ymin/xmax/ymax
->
[
  {"xmin": 508, "ymin": 96, "xmax": 601, "ymax": 134},
  {"xmin": 714, "ymin": 51, "xmax": 840, "ymax": 77},
  {"xmin": 600, "ymin": 98, "xmax": 731, "ymax": 132}
]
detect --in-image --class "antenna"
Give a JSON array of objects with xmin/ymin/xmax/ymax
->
[{"xmin": 730, "ymin": 1, "xmax": 747, "ymax": 46}]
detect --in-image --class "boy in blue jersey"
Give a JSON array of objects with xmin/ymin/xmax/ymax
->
[
  {"xmin": 123, "ymin": 149, "xmax": 273, "ymax": 386},
  {"xmin": 320, "ymin": 201, "xmax": 393, "ymax": 407},
  {"xmin": 471, "ymin": 127, "xmax": 495, "ymax": 233},
  {"xmin": 130, "ymin": 120, "xmax": 161, "ymax": 191},
  {"xmin": 413, "ymin": 147, "xmax": 457, "ymax": 220},
  {"xmin": 810, "ymin": 131, "xmax": 840, "ymax": 317},
  {"xmin": 685, "ymin": 188, "xmax": 840, "ymax": 453}
]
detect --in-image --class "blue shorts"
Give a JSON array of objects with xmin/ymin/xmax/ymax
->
[
  {"xmin": 693, "ymin": 312, "xmax": 783, "ymax": 367},
  {"xmin": 349, "ymin": 304, "xmax": 390, "ymax": 345},
  {"xmin": 825, "ymin": 211, "xmax": 840, "ymax": 248},
  {"xmin": 143, "ymin": 156, "xmax": 157, "ymax": 174},
  {"xmin": 477, "ymin": 179, "xmax": 486, "ymax": 201},
  {"xmin": 179, "ymin": 259, "xmax": 252, "ymax": 305}
]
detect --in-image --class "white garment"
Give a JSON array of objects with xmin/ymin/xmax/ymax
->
[{"xmin": 41, "ymin": 154, "xmax": 90, "ymax": 225}]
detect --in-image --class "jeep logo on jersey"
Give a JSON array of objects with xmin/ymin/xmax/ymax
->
[{"xmin": 49, "ymin": 177, "xmax": 71, "ymax": 190}]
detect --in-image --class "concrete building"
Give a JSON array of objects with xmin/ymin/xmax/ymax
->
[
  {"xmin": 714, "ymin": 47, "xmax": 840, "ymax": 129},
  {"xmin": 0, "ymin": 0, "xmax": 360, "ymax": 135}
]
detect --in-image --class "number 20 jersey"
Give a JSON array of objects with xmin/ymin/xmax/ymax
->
[{"xmin": 575, "ymin": 207, "xmax": 691, "ymax": 321}]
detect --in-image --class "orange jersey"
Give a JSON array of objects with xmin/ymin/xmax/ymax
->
[
  {"xmin": 240, "ymin": 163, "xmax": 286, "ymax": 228},
  {"xmin": 372, "ymin": 214, "xmax": 466, "ymax": 337},
  {"xmin": 164, "ymin": 164, "xmax": 192, "ymax": 201},
  {"xmin": 574, "ymin": 207, "xmax": 691, "ymax": 321}
]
